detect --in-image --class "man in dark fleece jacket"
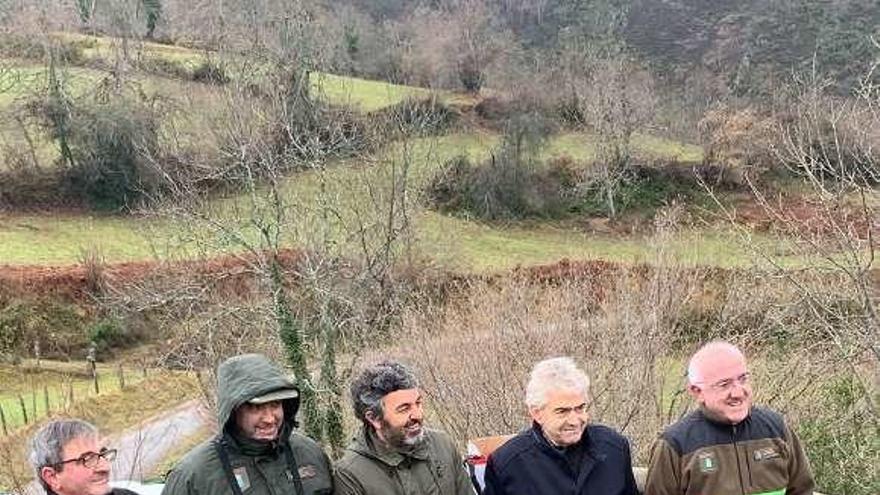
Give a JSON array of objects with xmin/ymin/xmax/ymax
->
[
  {"xmin": 162, "ymin": 353, "xmax": 333, "ymax": 495},
  {"xmin": 483, "ymin": 357, "xmax": 639, "ymax": 495},
  {"xmin": 644, "ymin": 341, "xmax": 814, "ymax": 495}
]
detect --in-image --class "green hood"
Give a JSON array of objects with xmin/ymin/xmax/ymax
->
[{"xmin": 216, "ymin": 354, "xmax": 300, "ymax": 433}]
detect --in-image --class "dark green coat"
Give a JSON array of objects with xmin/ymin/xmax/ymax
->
[
  {"xmin": 334, "ymin": 427, "xmax": 475, "ymax": 495},
  {"xmin": 161, "ymin": 354, "xmax": 334, "ymax": 495}
]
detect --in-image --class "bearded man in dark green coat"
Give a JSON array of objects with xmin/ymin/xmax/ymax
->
[
  {"xmin": 162, "ymin": 354, "xmax": 333, "ymax": 495},
  {"xmin": 334, "ymin": 360, "xmax": 475, "ymax": 495}
]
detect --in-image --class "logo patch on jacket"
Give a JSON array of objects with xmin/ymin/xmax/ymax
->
[
  {"xmin": 233, "ymin": 466, "xmax": 250, "ymax": 491},
  {"xmin": 298, "ymin": 464, "xmax": 318, "ymax": 479},
  {"xmin": 697, "ymin": 451, "xmax": 718, "ymax": 473},
  {"xmin": 753, "ymin": 447, "xmax": 781, "ymax": 461}
]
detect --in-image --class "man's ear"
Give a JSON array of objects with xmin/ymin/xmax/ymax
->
[
  {"xmin": 687, "ymin": 383, "xmax": 702, "ymax": 400},
  {"xmin": 528, "ymin": 406, "xmax": 542, "ymax": 424},
  {"xmin": 364, "ymin": 410, "xmax": 382, "ymax": 431},
  {"xmin": 40, "ymin": 466, "xmax": 59, "ymax": 492}
]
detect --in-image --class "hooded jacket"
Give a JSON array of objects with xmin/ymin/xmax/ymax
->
[
  {"xmin": 334, "ymin": 426, "xmax": 475, "ymax": 495},
  {"xmin": 162, "ymin": 354, "xmax": 333, "ymax": 495},
  {"xmin": 482, "ymin": 423, "xmax": 639, "ymax": 495},
  {"xmin": 644, "ymin": 407, "xmax": 814, "ymax": 495}
]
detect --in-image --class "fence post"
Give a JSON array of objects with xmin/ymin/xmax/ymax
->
[
  {"xmin": 43, "ymin": 385, "xmax": 50, "ymax": 415},
  {"xmin": 0, "ymin": 403, "xmax": 7, "ymax": 435},
  {"xmin": 31, "ymin": 389, "xmax": 36, "ymax": 419},
  {"xmin": 117, "ymin": 364, "xmax": 125, "ymax": 390},
  {"xmin": 18, "ymin": 395, "xmax": 28, "ymax": 425},
  {"xmin": 88, "ymin": 342, "xmax": 99, "ymax": 395}
]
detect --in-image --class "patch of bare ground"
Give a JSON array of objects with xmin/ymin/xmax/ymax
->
[
  {"xmin": 0, "ymin": 249, "xmax": 306, "ymax": 302},
  {"xmin": 724, "ymin": 193, "xmax": 876, "ymax": 238}
]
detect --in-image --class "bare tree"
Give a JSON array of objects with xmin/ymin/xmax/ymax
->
[{"xmin": 576, "ymin": 52, "xmax": 656, "ymax": 217}]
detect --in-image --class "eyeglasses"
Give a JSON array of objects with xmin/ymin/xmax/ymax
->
[
  {"xmin": 54, "ymin": 448, "xmax": 117, "ymax": 469},
  {"xmin": 703, "ymin": 373, "xmax": 751, "ymax": 392}
]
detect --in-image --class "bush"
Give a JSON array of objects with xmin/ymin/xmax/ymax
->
[
  {"xmin": 87, "ymin": 317, "xmax": 139, "ymax": 355},
  {"xmin": 698, "ymin": 106, "xmax": 777, "ymax": 186},
  {"xmin": 798, "ymin": 376, "xmax": 880, "ymax": 495},
  {"xmin": 0, "ymin": 34, "xmax": 85, "ymax": 64},
  {"xmin": 377, "ymin": 96, "xmax": 457, "ymax": 137},
  {"xmin": 426, "ymin": 113, "xmax": 570, "ymax": 220},
  {"xmin": 48, "ymin": 95, "xmax": 164, "ymax": 211},
  {"xmin": 191, "ymin": 60, "xmax": 229, "ymax": 85},
  {"xmin": 0, "ymin": 167, "xmax": 72, "ymax": 209},
  {"xmin": 270, "ymin": 96, "xmax": 372, "ymax": 165},
  {"xmin": 139, "ymin": 55, "xmax": 191, "ymax": 80},
  {"xmin": 575, "ymin": 163, "xmax": 711, "ymax": 218},
  {"xmin": 426, "ymin": 153, "xmax": 578, "ymax": 221},
  {"xmin": 0, "ymin": 299, "xmax": 89, "ymax": 361}
]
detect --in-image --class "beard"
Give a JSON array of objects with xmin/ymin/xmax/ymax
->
[{"xmin": 380, "ymin": 416, "xmax": 426, "ymax": 450}]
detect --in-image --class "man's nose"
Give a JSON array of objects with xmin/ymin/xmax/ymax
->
[
  {"xmin": 410, "ymin": 404, "xmax": 424, "ymax": 420},
  {"xmin": 728, "ymin": 383, "xmax": 747, "ymax": 397},
  {"xmin": 93, "ymin": 455, "xmax": 111, "ymax": 472},
  {"xmin": 259, "ymin": 406, "xmax": 278, "ymax": 421}
]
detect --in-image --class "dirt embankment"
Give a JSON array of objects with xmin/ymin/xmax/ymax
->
[{"xmin": 0, "ymin": 249, "xmax": 306, "ymax": 303}]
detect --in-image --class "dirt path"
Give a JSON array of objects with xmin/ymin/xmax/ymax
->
[{"xmin": 110, "ymin": 399, "xmax": 209, "ymax": 483}]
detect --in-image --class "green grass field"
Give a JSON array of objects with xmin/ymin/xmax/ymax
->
[
  {"xmin": 47, "ymin": 32, "xmax": 435, "ymax": 111},
  {"xmin": 0, "ymin": 132, "xmax": 792, "ymax": 270},
  {"xmin": 546, "ymin": 132, "xmax": 704, "ymax": 163},
  {"xmin": 0, "ymin": 364, "xmax": 147, "ymax": 431}
]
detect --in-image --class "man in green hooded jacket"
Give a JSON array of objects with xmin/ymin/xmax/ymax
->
[
  {"xmin": 162, "ymin": 353, "xmax": 333, "ymax": 495},
  {"xmin": 334, "ymin": 360, "xmax": 475, "ymax": 495}
]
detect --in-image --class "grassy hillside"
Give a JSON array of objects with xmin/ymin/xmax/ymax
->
[{"xmin": 0, "ymin": 130, "xmax": 778, "ymax": 270}]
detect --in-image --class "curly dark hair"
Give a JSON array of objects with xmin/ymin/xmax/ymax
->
[{"xmin": 349, "ymin": 360, "xmax": 419, "ymax": 424}]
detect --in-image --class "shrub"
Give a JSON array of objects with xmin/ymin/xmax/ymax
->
[
  {"xmin": 48, "ymin": 95, "xmax": 164, "ymax": 211},
  {"xmin": 139, "ymin": 55, "xmax": 191, "ymax": 80},
  {"xmin": 575, "ymin": 163, "xmax": 711, "ymax": 218},
  {"xmin": 426, "ymin": 153, "xmax": 578, "ymax": 221},
  {"xmin": 0, "ymin": 34, "xmax": 85, "ymax": 64},
  {"xmin": 377, "ymin": 96, "xmax": 457, "ymax": 137},
  {"xmin": 0, "ymin": 299, "xmax": 89, "ymax": 361},
  {"xmin": 427, "ymin": 114, "xmax": 570, "ymax": 220},
  {"xmin": 191, "ymin": 60, "xmax": 229, "ymax": 85},
  {"xmin": 776, "ymin": 89, "xmax": 880, "ymax": 185},
  {"xmin": 0, "ymin": 167, "xmax": 71, "ymax": 209},
  {"xmin": 798, "ymin": 376, "xmax": 879, "ymax": 495},
  {"xmin": 698, "ymin": 106, "xmax": 777, "ymax": 186},
  {"xmin": 87, "ymin": 317, "xmax": 138, "ymax": 356}
]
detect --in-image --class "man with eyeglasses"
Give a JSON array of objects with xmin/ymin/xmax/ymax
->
[
  {"xmin": 482, "ymin": 357, "xmax": 639, "ymax": 495},
  {"xmin": 29, "ymin": 419, "xmax": 135, "ymax": 495},
  {"xmin": 644, "ymin": 340, "xmax": 815, "ymax": 495}
]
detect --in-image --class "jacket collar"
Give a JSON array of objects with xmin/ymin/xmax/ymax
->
[
  {"xmin": 528, "ymin": 422, "xmax": 594, "ymax": 455},
  {"xmin": 529, "ymin": 422, "xmax": 605, "ymax": 489},
  {"xmin": 697, "ymin": 407, "xmax": 754, "ymax": 430},
  {"xmin": 221, "ymin": 422, "xmax": 290, "ymax": 458},
  {"xmin": 350, "ymin": 425, "xmax": 431, "ymax": 467}
]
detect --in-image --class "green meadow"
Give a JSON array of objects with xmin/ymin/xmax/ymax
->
[{"xmin": 0, "ymin": 130, "xmax": 786, "ymax": 270}]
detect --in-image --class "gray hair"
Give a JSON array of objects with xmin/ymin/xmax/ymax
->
[
  {"xmin": 350, "ymin": 360, "xmax": 419, "ymax": 424},
  {"xmin": 687, "ymin": 340, "xmax": 744, "ymax": 384},
  {"xmin": 525, "ymin": 357, "xmax": 590, "ymax": 409},
  {"xmin": 29, "ymin": 419, "xmax": 99, "ymax": 490}
]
